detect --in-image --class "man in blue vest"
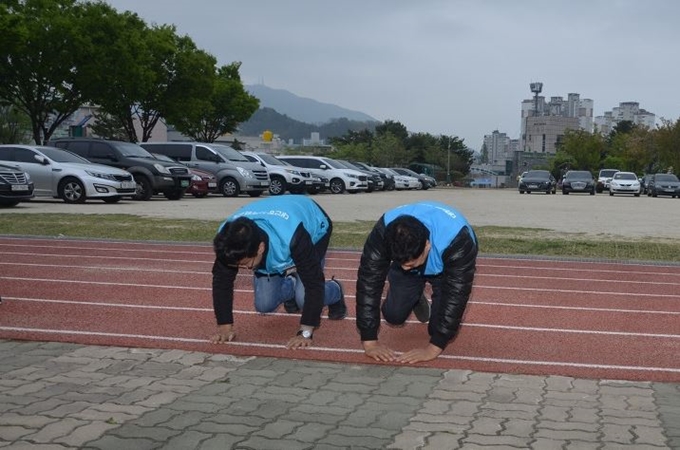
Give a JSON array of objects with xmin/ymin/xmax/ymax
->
[
  {"xmin": 355, "ymin": 201, "xmax": 478, "ymax": 363},
  {"xmin": 211, "ymin": 196, "xmax": 346, "ymax": 349}
]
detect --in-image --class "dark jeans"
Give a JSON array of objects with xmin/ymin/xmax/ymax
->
[{"xmin": 381, "ymin": 262, "xmax": 442, "ymax": 325}]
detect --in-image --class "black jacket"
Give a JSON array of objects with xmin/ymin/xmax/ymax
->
[
  {"xmin": 355, "ymin": 216, "xmax": 477, "ymax": 349},
  {"xmin": 212, "ymin": 221, "xmax": 332, "ymax": 328}
]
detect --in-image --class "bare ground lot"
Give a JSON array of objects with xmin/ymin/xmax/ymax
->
[{"xmin": 4, "ymin": 188, "xmax": 679, "ymax": 241}]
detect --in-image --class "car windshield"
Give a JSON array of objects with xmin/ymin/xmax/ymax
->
[
  {"xmin": 211, "ymin": 144, "xmax": 249, "ymax": 162},
  {"xmin": 614, "ymin": 172, "xmax": 637, "ymax": 180},
  {"xmin": 565, "ymin": 171, "xmax": 592, "ymax": 180},
  {"xmin": 38, "ymin": 146, "xmax": 91, "ymax": 164},
  {"xmin": 116, "ymin": 142, "xmax": 155, "ymax": 158},
  {"xmin": 321, "ymin": 158, "xmax": 346, "ymax": 170},
  {"xmin": 338, "ymin": 160, "xmax": 362, "ymax": 171},
  {"xmin": 599, "ymin": 169, "xmax": 619, "ymax": 177},
  {"xmin": 256, "ymin": 153, "xmax": 286, "ymax": 166},
  {"xmin": 656, "ymin": 174, "xmax": 679, "ymax": 182},
  {"xmin": 152, "ymin": 153, "xmax": 175, "ymax": 163},
  {"xmin": 525, "ymin": 170, "xmax": 550, "ymax": 179}
]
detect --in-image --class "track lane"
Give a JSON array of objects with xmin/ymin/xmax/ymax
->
[{"xmin": 1, "ymin": 237, "xmax": 678, "ymax": 382}]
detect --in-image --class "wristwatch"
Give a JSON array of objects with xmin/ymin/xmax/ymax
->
[{"xmin": 296, "ymin": 329, "xmax": 313, "ymax": 339}]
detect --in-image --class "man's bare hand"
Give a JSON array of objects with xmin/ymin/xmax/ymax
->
[
  {"xmin": 362, "ymin": 340, "xmax": 397, "ymax": 362},
  {"xmin": 210, "ymin": 324, "xmax": 235, "ymax": 344},
  {"xmin": 396, "ymin": 344, "xmax": 442, "ymax": 364},
  {"xmin": 286, "ymin": 334, "xmax": 313, "ymax": 349}
]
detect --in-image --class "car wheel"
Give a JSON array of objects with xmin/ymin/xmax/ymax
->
[
  {"xmin": 219, "ymin": 177, "xmax": 240, "ymax": 197},
  {"xmin": 0, "ymin": 200, "xmax": 21, "ymax": 207},
  {"xmin": 102, "ymin": 196, "xmax": 122, "ymax": 203},
  {"xmin": 519, "ymin": 190, "xmax": 524, "ymax": 194},
  {"xmin": 164, "ymin": 190, "xmax": 184, "ymax": 200},
  {"xmin": 132, "ymin": 175, "xmax": 153, "ymax": 201},
  {"xmin": 329, "ymin": 178, "xmax": 345, "ymax": 194},
  {"xmin": 634, "ymin": 193, "xmax": 640, "ymax": 197},
  {"xmin": 562, "ymin": 190, "xmax": 568, "ymax": 195},
  {"xmin": 248, "ymin": 191, "xmax": 263, "ymax": 197},
  {"xmin": 652, "ymin": 191, "xmax": 658, "ymax": 197},
  {"xmin": 609, "ymin": 191, "xmax": 614, "ymax": 196},
  {"xmin": 306, "ymin": 186, "xmax": 321, "ymax": 195},
  {"xmin": 590, "ymin": 189, "xmax": 595, "ymax": 195},
  {"xmin": 58, "ymin": 177, "xmax": 86, "ymax": 204},
  {"xmin": 268, "ymin": 176, "xmax": 286, "ymax": 195}
]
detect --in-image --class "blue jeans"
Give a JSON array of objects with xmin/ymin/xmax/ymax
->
[{"xmin": 252, "ymin": 272, "xmax": 341, "ymax": 313}]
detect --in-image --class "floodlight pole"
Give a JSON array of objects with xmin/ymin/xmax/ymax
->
[{"xmin": 446, "ymin": 138, "xmax": 451, "ymax": 184}]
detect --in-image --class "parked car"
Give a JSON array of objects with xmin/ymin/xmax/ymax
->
[
  {"xmin": 336, "ymin": 159, "xmax": 383, "ymax": 192},
  {"xmin": 640, "ymin": 174, "xmax": 654, "ymax": 195},
  {"xmin": 596, "ymin": 168, "xmax": 619, "ymax": 193},
  {"xmin": 139, "ymin": 142, "xmax": 269, "ymax": 198},
  {"xmin": 278, "ymin": 155, "xmax": 368, "ymax": 194},
  {"xmin": 151, "ymin": 153, "xmax": 217, "ymax": 198},
  {"xmin": 241, "ymin": 151, "xmax": 314, "ymax": 195},
  {"xmin": 609, "ymin": 171, "xmax": 642, "ymax": 197},
  {"xmin": 0, "ymin": 163, "xmax": 34, "ymax": 207},
  {"xmin": 0, "ymin": 145, "xmax": 135, "ymax": 203},
  {"xmin": 351, "ymin": 161, "xmax": 392, "ymax": 191},
  {"xmin": 561, "ymin": 170, "xmax": 595, "ymax": 195},
  {"xmin": 518, "ymin": 170, "xmax": 556, "ymax": 194},
  {"xmin": 391, "ymin": 167, "xmax": 436, "ymax": 190},
  {"xmin": 646, "ymin": 173, "xmax": 680, "ymax": 198},
  {"xmin": 379, "ymin": 168, "xmax": 420, "ymax": 190},
  {"xmin": 51, "ymin": 138, "xmax": 190, "ymax": 200}
]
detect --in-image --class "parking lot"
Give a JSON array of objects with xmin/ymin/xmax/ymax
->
[{"xmin": 4, "ymin": 188, "xmax": 680, "ymax": 241}]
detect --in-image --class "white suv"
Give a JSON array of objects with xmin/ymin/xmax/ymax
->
[
  {"xmin": 597, "ymin": 169, "xmax": 620, "ymax": 193},
  {"xmin": 241, "ymin": 151, "xmax": 314, "ymax": 195},
  {"xmin": 278, "ymin": 155, "xmax": 369, "ymax": 194}
]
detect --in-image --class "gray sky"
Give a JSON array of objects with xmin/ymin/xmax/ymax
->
[{"xmin": 104, "ymin": 0, "xmax": 680, "ymax": 150}]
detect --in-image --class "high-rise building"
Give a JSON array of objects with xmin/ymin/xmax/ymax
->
[{"xmin": 594, "ymin": 102, "xmax": 656, "ymax": 134}]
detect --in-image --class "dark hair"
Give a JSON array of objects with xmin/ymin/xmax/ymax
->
[
  {"xmin": 214, "ymin": 217, "xmax": 262, "ymax": 265},
  {"xmin": 384, "ymin": 215, "xmax": 429, "ymax": 264}
]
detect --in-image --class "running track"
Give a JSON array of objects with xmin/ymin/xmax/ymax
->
[{"xmin": 0, "ymin": 236, "xmax": 678, "ymax": 383}]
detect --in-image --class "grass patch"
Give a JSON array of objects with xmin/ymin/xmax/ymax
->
[{"xmin": 1, "ymin": 213, "xmax": 679, "ymax": 262}]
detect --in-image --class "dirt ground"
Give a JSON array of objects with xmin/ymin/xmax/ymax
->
[{"xmin": 5, "ymin": 188, "xmax": 679, "ymax": 240}]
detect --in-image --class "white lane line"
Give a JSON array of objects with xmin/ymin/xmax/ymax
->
[
  {"xmin": 9, "ymin": 297, "xmax": 680, "ymax": 317},
  {"xmin": 4, "ymin": 297, "xmax": 679, "ymax": 339},
  {"xmin": 0, "ymin": 325, "xmax": 678, "ymax": 374},
  {"xmin": 472, "ymin": 300, "xmax": 680, "ymax": 315},
  {"xmin": 4, "ymin": 276, "xmax": 680, "ymax": 300},
  {"xmin": 4, "ymin": 260, "xmax": 680, "ymax": 286}
]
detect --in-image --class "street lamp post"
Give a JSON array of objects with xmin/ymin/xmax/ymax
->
[{"xmin": 447, "ymin": 139, "xmax": 451, "ymax": 184}]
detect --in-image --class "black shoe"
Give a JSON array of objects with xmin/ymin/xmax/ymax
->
[
  {"xmin": 328, "ymin": 277, "xmax": 347, "ymax": 320},
  {"xmin": 413, "ymin": 294, "xmax": 431, "ymax": 323},
  {"xmin": 283, "ymin": 299, "xmax": 300, "ymax": 314}
]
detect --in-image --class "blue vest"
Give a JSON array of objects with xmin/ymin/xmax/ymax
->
[
  {"xmin": 218, "ymin": 197, "xmax": 329, "ymax": 275},
  {"xmin": 384, "ymin": 201, "xmax": 475, "ymax": 275}
]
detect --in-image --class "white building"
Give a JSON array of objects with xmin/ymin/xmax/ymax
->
[
  {"xmin": 594, "ymin": 101, "xmax": 656, "ymax": 134},
  {"xmin": 482, "ymin": 130, "xmax": 511, "ymax": 165}
]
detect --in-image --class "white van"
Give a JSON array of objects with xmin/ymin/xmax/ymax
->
[
  {"xmin": 277, "ymin": 155, "xmax": 368, "ymax": 194},
  {"xmin": 140, "ymin": 142, "xmax": 269, "ymax": 197}
]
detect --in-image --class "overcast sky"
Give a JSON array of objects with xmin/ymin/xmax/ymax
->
[{"xmin": 104, "ymin": 0, "xmax": 680, "ymax": 150}]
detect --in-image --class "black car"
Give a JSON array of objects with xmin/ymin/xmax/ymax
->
[
  {"xmin": 351, "ymin": 161, "xmax": 392, "ymax": 191},
  {"xmin": 51, "ymin": 138, "xmax": 192, "ymax": 201},
  {"xmin": 518, "ymin": 170, "xmax": 557, "ymax": 194},
  {"xmin": 561, "ymin": 170, "xmax": 596, "ymax": 195},
  {"xmin": 0, "ymin": 163, "xmax": 34, "ymax": 207},
  {"xmin": 646, "ymin": 173, "xmax": 680, "ymax": 198},
  {"xmin": 391, "ymin": 167, "xmax": 434, "ymax": 190}
]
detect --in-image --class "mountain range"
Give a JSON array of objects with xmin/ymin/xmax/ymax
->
[{"xmin": 245, "ymin": 84, "xmax": 377, "ymax": 124}]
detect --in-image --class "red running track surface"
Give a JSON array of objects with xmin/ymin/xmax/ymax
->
[{"xmin": 0, "ymin": 236, "xmax": 678, "ymax": 382}]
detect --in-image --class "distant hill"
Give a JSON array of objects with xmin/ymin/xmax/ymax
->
[
  {"xmin": 245, "ymin": 84, "xmax": 377, "ymax": 124},
  {"xmin": 238, "ymin": 107, "xmax": 379, "ymax": 143}
]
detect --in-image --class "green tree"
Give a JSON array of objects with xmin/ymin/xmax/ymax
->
[
  {"xmin": 0, "ymin": 104, "xmax": 31, "ymax": 144},
  {"xmin": 375, "ymin": 120, "xmax": 408, "ymax": 143},
  {"xmin": 559, "ymin": 129, "xmax": 603, "ymax": 170},
  {"xmin": 0, "ymin": 0, "xmax": 89, "ymax": 144},
  {"xmin": 171, "ymin": 62, "xmax": 259, "ymax": 142},
  {"xmin": 654, "ymin": 118, "xmax": 680, "ymax": 174},
  {"xmin": 372, "ymin": 132, "xmax": 407, "ymax": 167},
  {"xmin": 331, "ymin": 142, "xmax": 370, "ymax": 162}
]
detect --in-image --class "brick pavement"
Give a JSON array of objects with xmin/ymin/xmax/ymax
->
[{"xmin": 0, "ymin": 340, "xmax": 678, "ymax": 449}]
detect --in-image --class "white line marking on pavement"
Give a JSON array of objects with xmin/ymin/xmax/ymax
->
[{"xmin": 0, "ymin": 326, "xmax": 678, "ymax": 374}]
